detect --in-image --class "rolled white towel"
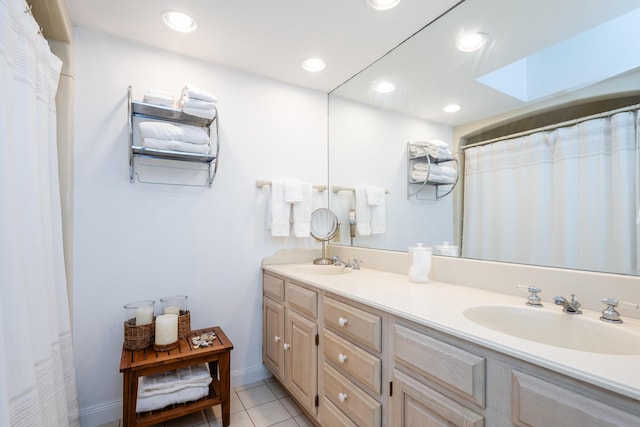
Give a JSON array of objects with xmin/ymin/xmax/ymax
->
[
  {"xmin": 138, "ymin": 122, "xmax": 210, "ymax": 145},
  {"xmin": 183, "ymin": 106, "xmax": 217, "ymax": 120},
  {"xmin": 182, "ymin": 84, "xmax": 219, "ymax": 103},
  {"xmin": 181, "ymin": 98, "xmax": 217, "ymax": 110},
  {"xmin": 143, "ymin": 138, "xmax": 211, "ymax": 154}
]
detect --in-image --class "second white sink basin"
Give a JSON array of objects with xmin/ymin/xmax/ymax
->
[
  {"xmin": 293, "ymin": 265, "xmax": 353, "ymax": 275},
  {"xmin": 463, "ymin": 305, "xmax": 640, "ymax": 355}
]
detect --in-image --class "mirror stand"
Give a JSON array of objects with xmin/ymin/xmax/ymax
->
[{"xmin": 314, "ymin": 240, "xmax": 333, "ymax": 265}]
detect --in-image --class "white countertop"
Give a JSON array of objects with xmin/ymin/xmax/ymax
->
[{"xmin": 263, "ymin": 263, "xmax": 640, "ymax": 401}]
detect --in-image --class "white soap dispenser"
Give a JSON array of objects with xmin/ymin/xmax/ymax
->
[{"xmin": 408, "ymin": 243, "xmax": 432, "ymax": 283}]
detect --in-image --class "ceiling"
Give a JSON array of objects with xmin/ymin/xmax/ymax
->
[{"xmin": 64, "ymin": 0, "xmax": 461, "ymax": 93}]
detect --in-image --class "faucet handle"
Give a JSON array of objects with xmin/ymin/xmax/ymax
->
[
  {"xmin": 600, "ymin": 298, "xmax": 639, "ymax": 324},
  {"xmin": 352, "ymin": 259, "xmax": 362, "ymax": 270},
  {"xmin": 516, "ymin": 285, "xmax": 543, "ymax": 307}
]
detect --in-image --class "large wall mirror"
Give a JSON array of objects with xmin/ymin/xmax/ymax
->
[{"xmin": 328, "ymin": 0, "xmax": 640, "ymax": 276}]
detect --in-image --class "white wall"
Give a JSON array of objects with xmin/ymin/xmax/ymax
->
[
  {"xmin": 328, "ymin": 96, "xmax": 454, "ymax": 252},
  {"xmin": 73, "ymin": 27, "xmax": 328, "ymax": 425}
]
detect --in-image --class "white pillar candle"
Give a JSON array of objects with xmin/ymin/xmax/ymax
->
[
  {"xmin": 164, "ymin": 306, "xmax": 180, "ymax": 316},
  {"xmin": 155, "ymin": 314, "xmax": 178, "ymax": 345},
  {"xmin": 135, "ymin": 305, "xmax": 154, "ymax": 326}
]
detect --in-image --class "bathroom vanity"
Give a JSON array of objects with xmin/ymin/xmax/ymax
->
[{"xmin": 262, "ymin": 255, "xmax": 640, "ymax": 427}]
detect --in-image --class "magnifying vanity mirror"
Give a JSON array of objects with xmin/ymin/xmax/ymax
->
[
  {"xmin": 328, "ymin": 0, "xmax": 640, "ymax": 276},
  {"xmin": 310, "ymin": 208, "xmax": 339, "ymax": 265}
]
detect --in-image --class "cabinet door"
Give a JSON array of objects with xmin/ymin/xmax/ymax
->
[
  {"xmin": 392, "ymin": 369, "xmax": 484, "ymax": 427},
  {"xmin": 285, "ymin": 309, "xmax": 318, "ymax": 414},
  {"xmin": 263, "ymin": 297, "xmax": 285, "ymax": 381}
]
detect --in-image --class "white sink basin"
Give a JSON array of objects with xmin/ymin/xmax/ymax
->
[
  {"xmin": 293, "ymin": 265, "xmax": 353, "ymax": 275},
  {"xmin": 463, "ymin": 305, "xmax": 640, "ymax": 355}
]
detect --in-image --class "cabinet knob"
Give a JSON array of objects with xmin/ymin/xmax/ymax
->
[
  {"xmin": 338, "ymin": 317, "xmax": 348, "ymax": 327},
  {"xmin": 283, "ymin": 343, "xmax": 290, "ymax": 350},
  {"xmin": 338, "ymin": 392, "xmax": 348, "ymax": 403},
  {"xmin": 338, "ymin": 353, "xmax": 348, "ymax": 364},
  {"xmin": 274, "ymin": 336, "xmax": 281, "ymax": 342}
]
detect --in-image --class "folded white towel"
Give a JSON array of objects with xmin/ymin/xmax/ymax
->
[
  {"xmin": 182, "ymin": 106, "xmax": 217, "ymax": 120},
  {"xmin": 138, "ymin": 122, "xmax": 210, "ymax": 145},
  {"xmin": 181, "ymin": 98, "xmax": 217, "ymax": 110},
  {"xmin": 143, "ymin": 138, "xmax": 211, "ymax": 154},
  {"xmin": 270, "ymin": 180, "xmax": 290, "ymax": 236},
  {"xmin": 411, "ymin": 170, "xmax": 456, "ymax": 183},
  {"xmin": 138, "ymin": 364, "xmax": 211, "ymax": 396},
  {"xmin": 136, "ymin": 385, "xmax": 209, "ymax": 413},
  {"xmin": 292, "ymin": 182, "xmax": 312, "ymax": 237},
  {"xmin": 354, "ymin": 186, "xmax": 371, "ymax": 236},
  {"xmin": 365, "ymin": 186, "xmax": 385, "ymax": 206},
  {"xmin": 182, "ymin": 84, "xmax": 219, "ymax": 103},
  {"xmin": 283, "ymin": 179, "xmax": 303, "ymax": 203},
  {"xmin": 143, "ymin": 89, "xmax": 175, "ymax": 107}
]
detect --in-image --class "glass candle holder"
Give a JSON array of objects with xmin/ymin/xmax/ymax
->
[
  {"xmin": 124, "ymin": 300, "xmax": 155, "ymax": 326},
  {"xmin": 160, "ymin": 295, "xmax": 188, "ymax": 315}
]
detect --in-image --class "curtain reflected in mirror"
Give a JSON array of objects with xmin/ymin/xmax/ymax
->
[{"xmin": 328, "ymin": 0, "xmax": 640, "ymax": 276}]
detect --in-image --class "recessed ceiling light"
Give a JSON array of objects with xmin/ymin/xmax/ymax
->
[
  {"xmin": 375, "ymin": 81, "xmax": 396, "ymax": 93},
  {"xmin": 301, "ymin": 58, "xmax": 326, "ymax": 72},
  {"xmin": 457, "ymin": 32, "xmax": 488, "ymax": 52},
  {"xmin": 162, "ymin": 11, "xmax": 197, "ymax": 33},
  {"xmin": 367, "ymin": 0, "xmax": 402, "ymax": 11},
  {"xmin": 443, "ymin": 104, "xmax": 462, "ymax": 113}
]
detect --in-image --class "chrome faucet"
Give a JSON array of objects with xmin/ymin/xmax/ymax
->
[
  {"xmin": 331, "ymin": 256, "xmax": 345, "ymax": 266},
  {"xmin": 554, "ymin": 294, "xmax": 582, "ymax": 314}
]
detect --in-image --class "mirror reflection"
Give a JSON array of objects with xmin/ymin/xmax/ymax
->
[{"xmin": 328, "ymin": 0, "xmax": 640, "ymax": 275}]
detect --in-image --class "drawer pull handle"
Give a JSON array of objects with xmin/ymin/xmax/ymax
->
[
  {"xmin": 338, "ymin": 353, "xmax": 348, "ymax": 364},
  {"xmin": 338, "ymin": 392, "xmax": 348, "ymax": 403},
  {"xmin": 283, "ymin": 343, "xmax": 290, "ymax": 350},
  {"xmin": 274, "ymin": 336, "xmax": 281, "ymax": 342},
  {"xmin": 338, "ymin": 317, "xmax": 348, "ymax": 327}
]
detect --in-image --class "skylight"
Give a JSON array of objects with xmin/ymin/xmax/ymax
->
[{"xmin": 476, "ymin": 8, "xmax": 640, "ymax": 102}]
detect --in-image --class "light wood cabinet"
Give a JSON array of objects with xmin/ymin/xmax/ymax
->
[
  {"xmin": 263, "ymin": 273, "xmax": 319, "ymax": 417},
  {"xmin": 263, "ymin": 268, "xmax": 640, "ymax": 427}
]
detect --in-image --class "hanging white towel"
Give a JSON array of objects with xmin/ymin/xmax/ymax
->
[
  {"xmin": 270, "ymin": 180, "xmax": 290, "ymax": 236},
  {"xmin": 354, "ymin": 186, "xmax": 371, "ymax": 236},
  {"xmin": 292, "ymin": 182, "xmax": 313, "ymax": 237},
  {"xmin": 366, "ymin": 186, "xmax": 386, "ymax": 234},
  {"xmin": 284, "ymin": 179, "xmax": 303, "ymax": 203}
]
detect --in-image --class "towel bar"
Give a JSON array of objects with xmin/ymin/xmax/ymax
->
[{"xmin": 255, "ymin": 179, "xmax": 327, "ymax": 192}]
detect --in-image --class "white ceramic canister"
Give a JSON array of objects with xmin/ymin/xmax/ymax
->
[{"xmin": 408, "ymin": 243, "xmax": 432, "ymax": 283}]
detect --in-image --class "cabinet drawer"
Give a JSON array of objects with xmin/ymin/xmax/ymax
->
[
  {"xmin": 323, "ymin": 329, "xmax": 382, "ymax": 394},
  {"xmin": 323, "ymin": 396, "xmax": 358, "ymax": 427},
  {"xmin": 394, "ymin": 323, "xmax": 485, "ymax": 407},
  {"xmin": 286, "ymin": 282, "xmax": 317, "ymax": 319},
  {"xmin": 323, "ymin": 363, "xmax": 382, "ymax": 427},
  {"xmin": 323, "ymin": 297, "xmax": 382, "ymax": 353},
  {"xmin": 263, "ymin": 273, "xmax": 284, "ymax": 301},
  {"xmin": 393, "ymin": 369, "xmax": 484, "ymax": 427},
  {"xmin": 512, "ymin": 370, "xmax": 640, "ymax": 427}
]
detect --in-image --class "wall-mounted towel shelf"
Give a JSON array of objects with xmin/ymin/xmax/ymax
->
[
  {"xmin": 407, "ymin": 142, "xmax": 459, "ymax": 200},
  {"xmin": 256, "ymin": 180, "xmax": 327, "ymax": 192},
  {"xmin": 128, "ymin": 85, "xmax": 220, "ymax": 187}
]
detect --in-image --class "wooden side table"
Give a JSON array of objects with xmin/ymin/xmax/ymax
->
[{"xmin": 119, "ymin": 326, "xmax": 233, "ymax": 427}]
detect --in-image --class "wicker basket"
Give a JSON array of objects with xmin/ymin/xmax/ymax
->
[
  {"xmin": 153, "ymin": 340, "xmax": 179, "ymax": 352},
  {"xmin": 123, "ymin": 318, "xmax": 155, "ymax": 350},
  {"xmin": 178, "ymin": 310, "xmax": 191, "ymax": 338}
]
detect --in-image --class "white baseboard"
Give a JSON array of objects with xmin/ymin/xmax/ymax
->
[{"xmin": 79, "ymin": 364, "xmax": 271, "ymax": 426}]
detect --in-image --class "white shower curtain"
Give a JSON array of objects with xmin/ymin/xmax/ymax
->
[
  {"xmin": 463, "ymin": 110, "xmax": 639, "ymax": 275},
  {"xmin": 0, "ymin": 0, "xmax": 80, "ymax": 425}
]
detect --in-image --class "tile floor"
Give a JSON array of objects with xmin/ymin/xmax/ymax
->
[{"xmin": 99, "ymin": 378, "xmax": 314, "ymax": 427}]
